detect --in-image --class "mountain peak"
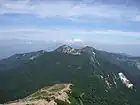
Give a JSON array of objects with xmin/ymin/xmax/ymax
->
[
  {"xmin": 55, "ymin": 45, "xmax": 73, "ymax": 53},
  {"xmin": 55, "ymin": 45, "xmax": 81, "ymax": 55},
  {"xmin": 81, "ymin": 46, "xmax": 96, "ymax": 54},
  {"xmin": 55, "ymin": 45, "xmax": 97, "ymax": 55},
  {"xmin": 60, "ymin": 45, "xmax": 72, "ymax": 49}
]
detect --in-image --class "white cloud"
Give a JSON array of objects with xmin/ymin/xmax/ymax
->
[
  {"xmin": 0, "ymin": 0, "xmax": 140, "ymax": 21},
  {"xmin": 134, "ymin": 15, "xmax": 140, "ymax": 22},
  {"xmin": 66, "ymin": 38, "xmax": 83, "ymax": 43},
  {"xmin": 73, "ymin": 39, "xmax": 83, "ymax": 42},
  {"xmin": 0, "ymin": 28, "xmax": 139, "ymax": 36},
  {"xmin": 0, "ymin": 28, "xmax": 140, "ymax": 44}
]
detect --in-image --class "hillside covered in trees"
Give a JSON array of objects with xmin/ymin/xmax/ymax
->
[{"xmin": 0, "ymin": 45, "xmax": 140, "ymax": 105}]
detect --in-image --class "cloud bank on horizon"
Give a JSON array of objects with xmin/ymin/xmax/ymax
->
[{"xmin": 0, "ymin": 0, "xmax": 140, "ymax": 44}]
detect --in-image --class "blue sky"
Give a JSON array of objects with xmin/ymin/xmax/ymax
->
[{"xmin": 0, "ymin": 0, "xmax": 140, "ymax": 47}]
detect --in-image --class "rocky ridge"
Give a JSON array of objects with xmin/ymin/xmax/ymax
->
[{"xmin": 3, "ymin": 84, "xmax": 72, "ymax": 105}]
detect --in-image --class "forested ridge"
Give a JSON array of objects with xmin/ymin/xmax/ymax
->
[{"xmin": 0, "ymin": 46, "xmax": 140, "ymax": 105}]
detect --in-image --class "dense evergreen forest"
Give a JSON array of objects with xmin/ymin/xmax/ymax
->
[{"xmin": 0, "ymin": 48, "xmax": 140, "ymax": 105}]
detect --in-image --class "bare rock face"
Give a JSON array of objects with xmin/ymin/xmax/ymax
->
[
  {"xmin": 4, "ymin": 84, "xmax": 72, "ymax": 105},
  {"xmin": 55, "ymin": 45, "xmax": 73, "ymax": 54},
  {"xmin": 55, "ymin": 45, "xmax": 97, "ymax": 56}
]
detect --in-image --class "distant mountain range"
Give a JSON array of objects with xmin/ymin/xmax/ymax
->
[
  {"xmin": 0, "ymin": 50, "xmax": 46, "ymax": 71},
  {"xmin": 1, "ymin": 39, "xmax": 140, "ymax": 60},
  {"xmin": 0, "ymin": 45, "xmax": 140, "ymax": 105}
]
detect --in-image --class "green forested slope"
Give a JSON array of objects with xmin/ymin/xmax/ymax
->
[{"xmin": 0, "ymin": 50, "xmax": 140, "ymax": 105}]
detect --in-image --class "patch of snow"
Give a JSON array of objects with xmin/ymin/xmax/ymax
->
[
  {"xmin": 105, "ymin": 79, "xmax": 111, "ymax": 89},
  {"xmin": 94, "ymin": 57, "xmax": 100, "ymax": 66},
  {"xmin": 113, "ymin": 78, "xmax": 117, "ymax": 85},
  {"xmin": 105, "ymin": 89, "xmax": 108, "ymax": 92},
  {"xmin": 92, "ymin": 51, "xmax": 96, "ymax": 55},
  {"xmin": 16, "ymin": 57, "xmax": 19, "ymax": 59},
  {"xmin": 127, "ymin": 84, "xmax": 134, "ymax": 88},
  {"xmin": 71, "ymin": 49, "xmax": 75, "ymax": 52},
  {"xmin": 72, "ymin": 52, "xmax": 81, "ymax": 55},
  {"xmin": 100, "ymin": 75, "xmax": 104, "ymax": 80},
  {"xmin": 90, "ymin": 56, "xmax": 100, "ymax": 66},
  {"xmin": 90, "ymin": 57, "xmax": 94, "ymax": 62},
  {"xmin": 22, "ymin": 54, "xmax": 26, "ymax": 56},
  {"xmin": 113, "ymin": 78, "xmax": 117, "ymax": 88},
  {"xmin": 77, "ymin": 66, "xmax": 82, "ymax": 70},
  {"xmin": 42, "ymin": 50, "xmax": 45, "ymax": 53},
  {"xmin": 29, "ymin": 56, "xmax": 37, "ymax": 60},
  {"xmin": 136, "ymin": 62, "xmax": 140, "ymax": 70},
  {"xmin": 118, "ymin": 72, "xmax": 133, "ymax": 89},
  {"xmin": 100, "ymin": 75, "xmax": 104, "ymax": 79},
  {"xmin": 112, "ymin": 73, "xmax": 117, "ymax": 79}
]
